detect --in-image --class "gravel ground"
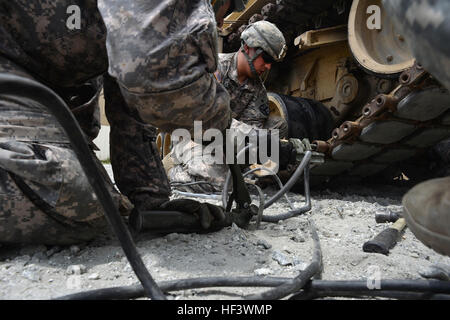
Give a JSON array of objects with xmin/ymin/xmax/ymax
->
[{"xmin": 0, "ymin": 165, "xmax": 449, "ymax": 300}]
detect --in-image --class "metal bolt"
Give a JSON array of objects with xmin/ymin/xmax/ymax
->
[
  {"xmin": 342, "ymin": 83, "xmax": 352, "ymax": 97},
  {"xmin": 400, "ymin": 73, "xmax": 410, "ymax": 83},
  {"xmin": 376, "ymin": 96, "xmax": 384, "ymax": 105},
  {"xmin": 332, "ymin": 129, "xmax": 340, "ymax": 138},
  {"xmin": 377, "ymin": 79, "xmax": 391, "ymax": 93}
]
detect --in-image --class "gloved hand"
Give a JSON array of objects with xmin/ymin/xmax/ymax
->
[
  {"xmin": 279, "ymin": 140, "xmax": 297, "ymax": 170},
  {"xmin": 158, "ymin": 199, "xmax": 226, "ymax": 230}
]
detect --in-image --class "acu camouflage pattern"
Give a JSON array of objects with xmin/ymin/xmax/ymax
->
[
  {"xmin": 167, "ymin": 51, "xmax": 288, "ymax": 192},
  {"xmin": 240, "ymin": 21, "xmax": 287, "ymax": 62},
  {"xmin": 0, "ymin": 0, "xmax": 115, "ymax": 245},
  {"xmin": 0, "ymin": 84, "xmax": 132, "ymax": 244},
  {"xmin": 166, "ymin": 116, "xmax": 282, "ymax": 194},
  {"xmin": 0, "ymin": 0, "xmax": 108, "ymax": 88},
  {"xmin": 103, "ymin": 75, "xmax": 171, "ymax": 210},
  {"xmin": 98, "ymin": 0, "xmax": 231, "ymax": 134},
  {"xmin": 0, "ymin": 0, "xmax": 233, "ymax": 244},
  {"xmin": 166, "ymin": 119, "xmax": 255, "ymax": 193},
  {"xmin": 216, "ymin": 52, "xmax": 287, "ymax": 136},
  {"xmin": 216, "ymin": 52, "xmax": 270, "ymax": 128}
]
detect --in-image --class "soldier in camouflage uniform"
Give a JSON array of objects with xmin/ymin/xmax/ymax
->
[
  {"xmin": 217, "ymin": 21, "xmax": 288, "ymax": 135},
  {"xmin": 0, "ymin": 0, "xmax": 244, "ymax": 245},
  {"xmin": 166, "ymin": 21, "xmax": 288, "ymax": 193}
]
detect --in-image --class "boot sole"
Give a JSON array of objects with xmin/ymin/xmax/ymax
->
[{"xmin": 403, "ymin": 206, "xmax": 450, "ymax": 257}]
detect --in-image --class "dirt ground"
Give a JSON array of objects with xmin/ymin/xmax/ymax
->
[{"xmin": 0, "ymin": 165, "xmax": 449, "ymax": 300}]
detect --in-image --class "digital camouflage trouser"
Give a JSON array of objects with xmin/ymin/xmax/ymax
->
[
  {"xmin": 103, "ymin": 74, "xmax": 172, "ymax": 210},
  {"xmin": 0, "ymin": 63, "xmax": 131, "ymax": 245}
]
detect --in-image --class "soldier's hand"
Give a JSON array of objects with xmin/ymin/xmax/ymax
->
[{"xmin": 159, "ymin": 199, "xmax": 226, "ymax": 229}]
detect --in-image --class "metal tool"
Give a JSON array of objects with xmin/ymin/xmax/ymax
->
[
  {"xmin": 363, "ymin": 218, "xmax": 407, "ymax": 255},
  {"xmin": 375, "ymin": 211, "xmax": 401, "ymax": 223}
]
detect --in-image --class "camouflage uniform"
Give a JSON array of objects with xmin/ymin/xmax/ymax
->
[
  {"xmin": 166, "ymin": 119, "xmax": 254, "ymax": 193},
  {"xmin": 0, "ymin": 0, "xmax": 229, "ymax": 244},
  {"xmin": 216, "ymin": 52, "xmax": 287, "ymax": 136},
  {"xmin": 97, "ymin": 0, "xmax": 231, "ymax": 134},
  {"xmin": 167, "ymin": 52, "xmax": 287, "ymax": 192},
  {"xmin": 103, "ymin": 74, "xmax": 172, "ymax": 210}
]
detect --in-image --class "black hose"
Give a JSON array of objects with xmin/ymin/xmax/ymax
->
[
  {"xmin": 291, "ymin": 290, "xmax": 450, "ymax": 300},
  {"xmin": 57, "ymin": 277, "xmax": 450, "ymax": 300},
  {"xmin": 222, "ymin": 151, "xmax": 312, "ymax": 222},
  {"xmin": 263, "ymin": 151, "xmax": 311, "ymax": 209},
  {"xmin": 291, "ymin": 280, "xmax": 450, "ymax": 300},
  {"xmin": 261, "ymin": 163, "xmax": 311, "ymax": 223},
  {"xmin": 242, "ymin": 166, "xmax": 295, "ymax": 210},
  {"xmin": 307, "ymin": 279, "xmax": 450, "ymax": 293},
  {"xmin": 6, "ymin": 73, "xmax": 449, "ymax": 302},
  {"xmin": 57, "ymin": 277, "xmax": 291, "ymax": 300},
  {"xmin": 0, "ymin": 74, "xmax": 165, "ymax": 300}
]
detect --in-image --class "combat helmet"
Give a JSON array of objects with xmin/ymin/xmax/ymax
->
[{"xmin": 239, "ymin": 20, "xmax": 287, "ymax": 78}]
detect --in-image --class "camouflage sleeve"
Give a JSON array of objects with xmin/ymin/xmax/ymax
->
[
  {"xmin": 238, "ymin": 85, "xmax": 270, "ymax": 128},
  {"xmin": 98, "ymin": 0, "xmax": 220, "ymax": 93},
  {"xmin": 216, "ymin": 53, "xmax": 230, "ymax": 82}
]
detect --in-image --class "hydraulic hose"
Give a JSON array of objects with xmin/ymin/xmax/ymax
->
[
  {"xmin": 6, "ymin": 73, "xmax": 448, "ymax": 302},
  {"xmin": 261, "ymin": 163, "xmax": 311, "ymax": 223},
  {"xmin": 263, "ymin": 151, "xmax": 311, "ymax": 209},
  {"xmin": 222, "ymin": 150, "xmax": 312, "ymax": 223},
  {"xmin": 57, "ymin": 278, "xmax": 450, "ymax": 300},
  {"xmin": 240, "ymin": 166, "xmax": 295, "ymax": 210},
  {"xmin": 54, "ymin": 212, "xmax": 450, "ymax": 300},
  {"xmin": 0, "ymin": 74, "xmax": 165, "ymax": 300}
]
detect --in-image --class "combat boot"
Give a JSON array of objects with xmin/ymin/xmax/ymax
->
[{"xmin": 402, "ymin": 176, "xmax": 450, "ymax": 256}]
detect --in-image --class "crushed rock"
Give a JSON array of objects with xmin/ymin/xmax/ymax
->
[{"xmin": 1, "ymin": 171, "xmax": 450, "ymax": 299}]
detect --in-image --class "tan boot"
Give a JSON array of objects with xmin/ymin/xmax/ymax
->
[{"xmin": 402, "ymin": 176, "xmax": 450, "ymax": 256}]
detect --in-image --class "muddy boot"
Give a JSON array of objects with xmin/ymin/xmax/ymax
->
[{"xmin": 402, "ymin": 176, "xmax": 450, "ymax": 256}]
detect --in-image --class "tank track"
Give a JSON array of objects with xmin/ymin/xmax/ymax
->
[
  {"xmin": 310, "ymin": 62, "xmax": 450, "ymax": 183},
  {"xmin": 223, "ymin": 1, "xmax": 450, "ymax": 184}
]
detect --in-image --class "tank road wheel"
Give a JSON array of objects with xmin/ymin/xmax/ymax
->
[
  {"xmin": 267, "ymin": 92, "xmax": 334, "ymax": 141},
  {"xmin": 348, "ymin": 0, "xmax": 415, "ymax": 76}
]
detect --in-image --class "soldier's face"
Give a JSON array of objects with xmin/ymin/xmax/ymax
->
[
  {"xmin": 250, "ymin": 48, "xmax": 272, "ymax": 77},
  {"xmin": 215, "ymin": 0, "xmax": 232, "ymax": 28}
]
